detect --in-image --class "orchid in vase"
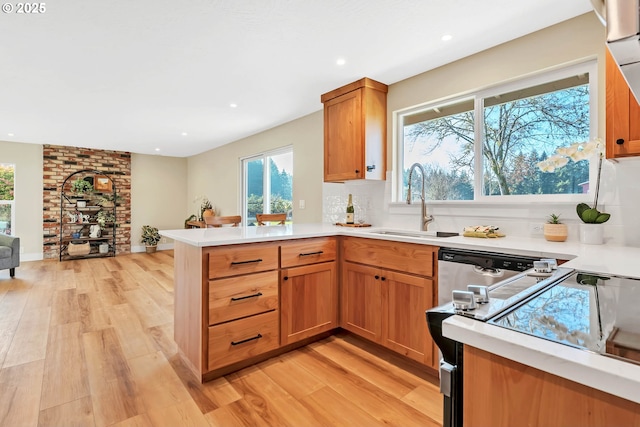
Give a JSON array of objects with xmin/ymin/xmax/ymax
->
[{"xmin": 537, "ymin": 138, "xmax": 610, "ymax": 224}]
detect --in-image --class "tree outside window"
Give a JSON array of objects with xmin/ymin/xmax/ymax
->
[
  {"xmin": 0, "ymin": 163, "xmax": 15, "ymax": 235},
  {"xmin": 243, "ymin": 149, "xmax": 293, "ymax": 225},
  {"xmin": 400, "ymin": 64, "xmax": 593, "ymax": 201}
]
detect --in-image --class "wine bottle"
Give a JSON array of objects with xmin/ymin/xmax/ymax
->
[{"xmin": 346, "ymin": 194, "xmax": 354, "ymax": 224}]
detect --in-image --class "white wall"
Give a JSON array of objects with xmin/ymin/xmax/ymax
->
[{"xmin": 131, "ymin": 153, "xmax": 188, "ymax": 251}]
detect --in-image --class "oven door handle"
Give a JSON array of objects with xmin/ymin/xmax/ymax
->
[{"xmin": 440, "ymin": 360, "xmax": 456, "ymax": 397}]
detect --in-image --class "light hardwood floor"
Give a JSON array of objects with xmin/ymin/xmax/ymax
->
[{"xmin": 0, "ymin": 251, "xmax": 443, "ymax": 427}]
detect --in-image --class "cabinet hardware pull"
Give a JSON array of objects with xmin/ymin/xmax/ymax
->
[
  {"xmin": 381, "ymin": 277, "xmax": 386, "ymax": 281},
  {"xmin": 374, "ymin": 275, "xmax": 380, "ymax": 280},
  {"xmin": 616, "ymin": 138, "xmax": 625, "ymax": 145},
  {"xmin": 230, "ymin": 258, "xmax": 263, "ymax": 265},
  {"xmin": 230, "ymin": 292, "xmax": 263, "ymax": 302},
  {"xmin": 299, "ymin": 251, "xmax": 323, "ymax": 257},
  {"xmin": 283, "ymin": 276, "xmax": 289, "ymax": 280},
  {"xmin": 355, "ymin": 169, "xmax": 360, "ymax": 174},
  {"xmin": 231, "ymin": 334, "xmax": 263, "ymax": 346},
  {"xmin": 366, "ymin": 165, "xmax": 375, "ymax": 172}
]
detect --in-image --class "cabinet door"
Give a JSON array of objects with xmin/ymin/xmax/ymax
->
[
  {"xmin": 341, "ymin": 262, "xmax": 382, "ymax": 343},
  {"xmin": 280, "ymin": 262, "xmax": 337, "ymax": 345},
  {"xmin": 383, "ymin": 270, "xmax": 435, "ymax": 367},
  {"xmin": 606, "ymin": 49, "xmax": 640, "ymax": 158},
  {"xmin": 323, "ymin": 89, "xmax": 364, "ymax": 181}
]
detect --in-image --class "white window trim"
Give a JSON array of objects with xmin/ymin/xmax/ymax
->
[
  {"xmin": 0, "ymin": 163, "xmax": 15, "ymax": 236},
  {"xmin": 392, "ymin": 59, "xmax": 598, "ymax": 205}
]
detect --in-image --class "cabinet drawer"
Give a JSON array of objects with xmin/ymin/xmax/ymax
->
[
  {"xmin": 208, "ymin": 310, "xmax": 279, "ymax": 370},
  {"xmin": 208, "ymin": 271, "xmax": 279, "ymax": 325},
  {"xmin": 281, "ymin": 237, "xmax": 336, "ymax": 268},
  {"xmin": 206, "ymin": 243, "xmax": 279, "ymax": 279},
  {"xmin": 342, "ymin": 237, "xmax": 436, "ymax": 277}
]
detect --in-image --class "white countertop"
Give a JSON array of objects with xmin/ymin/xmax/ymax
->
[
  {"xmin": 161, "ymin": 222, "xmax": 640, "ymax": 403},
  {"xmin": 161, "ymin": 223, "xmax": 640, "ymax": 278}
]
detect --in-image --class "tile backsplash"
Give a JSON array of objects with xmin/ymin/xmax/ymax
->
[{"xmin": 323, "ymin": 158, "xmax": 640, "ymax": 247}]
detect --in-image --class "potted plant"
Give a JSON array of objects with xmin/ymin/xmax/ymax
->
[
  {"xmin": 538, "ymin": 139, "xmax": 609, "ymax": 244},
  {"xmin": 71, "ymin": 178, "xmax": 94, "ymax": 195},
  {"xmin": 543, "ymin": 214, "xmax": 568, "ymax": 242},
  {"xmin": 141, "ymin": 225, "xmax": 161, "ymax": 253},
  {"xmin": 200, "ymin": 197, "xmax": 214, "ymax": 221},
  {"xmin": 96, "ymin": 210, "xmax": 115, "ymax": 230},
  {"xmin": 97, "ymin": 193, "xmax": 122, "ymax": 208}
]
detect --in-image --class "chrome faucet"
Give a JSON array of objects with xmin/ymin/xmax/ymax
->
[{"xmin": 406, "ymin": 163, "xmax": 434, "ymax": 231}]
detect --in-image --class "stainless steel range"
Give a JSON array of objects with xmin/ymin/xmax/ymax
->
[
  {"xmin": 490, "ymin": 270, "xmax": 640, "ymax": 366},
  {"xmin": 426, "ymin": 259, "xmax": 640, "ymax": 427}
]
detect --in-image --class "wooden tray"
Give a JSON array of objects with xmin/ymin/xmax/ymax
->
[{"xmin": 335, "ymin": 223, "xmax": 371, "ymax": 227}]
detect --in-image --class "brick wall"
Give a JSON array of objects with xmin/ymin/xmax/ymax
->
[{"xmin": 42, "ymin": 144, "xmax": 131, "ymax": 260}]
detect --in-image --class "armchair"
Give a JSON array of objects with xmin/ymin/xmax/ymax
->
[{"xmin": 0, "ymin": 233, "xmax": 19, "ymax": 278}]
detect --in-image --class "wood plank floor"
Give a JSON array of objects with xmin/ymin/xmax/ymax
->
[{"xmin": 0, "ymin": 251, "xmax": 443, "ymax": 427}]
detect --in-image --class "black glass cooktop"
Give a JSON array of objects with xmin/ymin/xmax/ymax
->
[{"xmin": 490, "ymin": 271, "xmax": 640, "ymax": 365}]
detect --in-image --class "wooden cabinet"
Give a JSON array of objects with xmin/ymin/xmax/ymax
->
[
  {"xmin": 280, "ymin": 238, "xmax": 338, "ymax": 345},
  {"xmin": 384, "ymin": 270, "xmax": 434, "ymax": 366},
  {"xmin": 342, "ymin": 262, "xmax": 383, "ymax": 342},
  {"xmin": 174, "ymin": 238, "xmax": 339, "ymax": 381},
  {"xmin": 463, "ymin": 345, "xmax": 640, "ymax": 427},
  {"xmin": 341, "ymin": 237, "xmax": 437, "ymax": 368},
  {"xmin": 321, "ymin": 78, "xmax": 387, "ymax": 182},
  {"xmin": 606, "ymin": 49, "xmax": 640, "ymax": 158},
  {"xmin": 205, "ymin": 242, "xmax": 280, "ymax": 372}
]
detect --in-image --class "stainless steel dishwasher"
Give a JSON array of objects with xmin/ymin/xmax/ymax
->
[
  {"xmin": 437, "ymin": 247, "xmax": 539, "ymax": 305},
  {"xmin": 432, "ymin": 247, "xmax": 543, "ymax": 427}
]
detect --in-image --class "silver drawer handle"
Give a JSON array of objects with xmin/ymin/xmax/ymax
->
[
  {"xmin": 230, "ymin": 292, "xmax": 263, "ymax": 302},
  {"xmin": 230, "ymin": 334, "xmax": 263, "ymax": 346}
]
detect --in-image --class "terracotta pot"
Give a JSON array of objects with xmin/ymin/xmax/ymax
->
[
  {"xmin": 543, "ymin": 223, "xmax": 568, "ymax": 242},
  {"xmin": 202, "ymin": 208, "xmax": 215, "ymax": 218}
]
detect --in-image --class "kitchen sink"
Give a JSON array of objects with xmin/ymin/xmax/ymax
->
[{"xmin": 369, "ymin": 230, "xmax": 459, "ymax": 239}]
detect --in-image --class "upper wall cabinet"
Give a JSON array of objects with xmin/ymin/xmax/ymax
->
[
  {"xmin": 606, "ymin": 49, "xmax": 640, "ymax": 158},
  {"xmin": 321, "ymin": 78, "xmax": 388, "ymax": 182}
]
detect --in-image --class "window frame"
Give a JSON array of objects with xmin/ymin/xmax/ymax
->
[
  {"xmin": 240, "ymin": 145, "xmax": 293, "ymax": 225},
  {"xmin": 393, "ymin": 60, "xmax": 598, "ymax": 205},
  {"xmin": 0, "ymin": 163, "xmax": 16, "ymax": 236}
]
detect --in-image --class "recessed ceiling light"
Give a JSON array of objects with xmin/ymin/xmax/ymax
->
[
  {"xmin": 181, "ymin": 132, "xmax": 188, "ymax": 136},
  {"xmin": 155, "ymin": 148, "xmax": 160, "ymax": 152},
  {"xmin": 7, "ymin": 133, "xmax": 14, "ymax": 137},
  {"xmin": 441, "ymin": 34, "xmax": 453, "ymax": 42},
  {"xmin": 336, "ymin": 58, "xmax": 346, "ymax": 66},
  {"xmin": 230, "ymin": 103, "xmax": 238, "ymax": 108}
]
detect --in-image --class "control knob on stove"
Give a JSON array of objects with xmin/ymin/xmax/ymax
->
[
  {"xmin": 452, "ymin": 290, "xmax": 476, "ymax": 311},
  {"xmin": 468, "ymin": 285, "xmax": 490, "ymax": 303}
]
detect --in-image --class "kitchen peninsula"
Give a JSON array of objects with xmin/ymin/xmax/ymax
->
[{"xmin": 161, "ymin": 223, "xmax": 640, "ymax": 416}]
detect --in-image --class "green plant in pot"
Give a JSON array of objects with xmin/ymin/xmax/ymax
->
[
  {"xmin": 97, "ymin": 193, "xmax": 122, "ymax": 207},
  {"xmin": 141, "ymin": 225, "xmax": 161, "ymax": 253},
  {"xmin": 543, "ymin": 213, "xmax": 568, "ymax": 242},
  {"xmin": 538, "ymin": 138, "xmax": 609, "ymax": 243},
  {"xmin": 96, "ymin": 210, "xmax": 115, "ymax": 230},
  {"xmin": 71, "ymin": 178, "xmax": 94, "ymax": 195}
]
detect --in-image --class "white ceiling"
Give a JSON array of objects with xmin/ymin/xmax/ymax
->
[{"xmin": 0, "ymin": 0, "xmax": 593, "ymax": 157}]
